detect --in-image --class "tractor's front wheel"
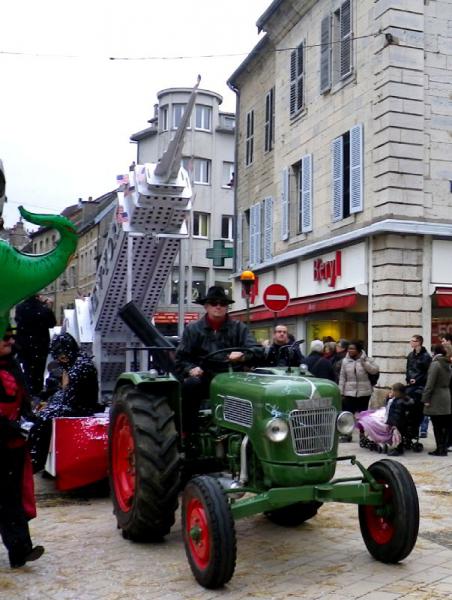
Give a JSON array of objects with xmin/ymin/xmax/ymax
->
[
  {"xmin": 182, "ymin": 476, "xmax": 236, "ymax": 589},
  {"xmin": 359, "ymin": 459, "xmax": 419, "ymax": 563},
  {"xmin": 264, "ymin": 501, "xmax": 322, "ymax": 527},
  {"xmin": 109, "ymin": 386, "xmax": 181, "ymax": 541}
]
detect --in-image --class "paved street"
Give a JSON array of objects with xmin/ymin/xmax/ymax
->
[{"xmin": 1, "ymin": 432, "xmax": 452, "ymax": 600}]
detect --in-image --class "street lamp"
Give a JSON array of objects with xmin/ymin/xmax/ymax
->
[{"xmin": 240, "ymin": 270, "xmax": 255, "ymax": 326}]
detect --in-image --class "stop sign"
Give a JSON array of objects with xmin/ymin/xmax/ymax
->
[{"xmin": 263, "ymin": 284, "xmax": 290, "ymax": 312}]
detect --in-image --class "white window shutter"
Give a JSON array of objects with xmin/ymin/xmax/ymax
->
[
  {"xmin": 281, "ymin": 168, "xmax": 289, "ymax": 241},
  {"xmin": 301, "ymin": 154, "xmax": 313, "ymax": 233},
  {"xmin": 236, "ymin": 212, "xmax": 242, "ymax": 271},
  {"xmin": 350, "ymin": 123, "xmax": 363, "ymax": 214},
  {"xmin": 254, "ymin": 202, "xmax": 261, "ymax": 265},
  {"xmin": 263, "ymin": 197, "xmax": 273, "ymax": 261},
  {"xmin": 340, "ymin": 0, "xmax": 352, "ymax": 79},
  {"xmin": 320, "ymin": 15, "xmax": 332, "ymax": 94},
  {"xmin": 331, "ymin": 137, "xmax": 343, "ymax": 222}
]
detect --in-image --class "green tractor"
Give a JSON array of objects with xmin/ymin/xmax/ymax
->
[{"xmin": 108, "ymin": 306, "xmax": 419, "ymax": 589}]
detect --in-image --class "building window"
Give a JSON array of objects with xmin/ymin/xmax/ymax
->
[
  {"xmin": 331, "ymin": 123, "xmax": 363, "ymax": 222},
  {"xmin": 193, "ymin": 159, "xmax": 211, "ymax": 184},
  {"xmin": 222, "ymin": 162, "xmax": 234, "ymax": 188},
  {"xmin": 193, "ymin": 212, "xmax": 209, "ymax": 237},
  {"xmin": 321, "ymin": 0, "xmax": 353, "ymax": 93},
  {"xmin": 293, "ymin": 154, "xmax": 313, "ymax": 234},
  {"xmin": 160, "ymin": 106, "xmax": 168, "ymax": 131},
  {"xmin": 195, "ymin": 105, "xmax": 212, "ymax": 131},
  {"xmin": 173, "ymin": 103, "xmax": 186, "ymax": 128},
  {"xmin": 290, "ymin": 42, "xmax": 304, "ymax": 116},
  {"xmin": 171, "ymin": 268, "xmax": 187, "ymax": 304},
  {"xmin": 264, "ymin": 87, "xmax": 275, "ymax": 152},
  {"xmin": 191, "ymin": 268, "xmax": 207, "ymax": 302},
  {"xmin": 245, "ymin": 110, "xmax": 254, "ymax": 166},
  {"xmin": 221, "ymin": 215, "xmax": 233, "ymax": 240},
  {"xmin": 219, "ymin": 114, "xmax": 235, "ymax": 129}
]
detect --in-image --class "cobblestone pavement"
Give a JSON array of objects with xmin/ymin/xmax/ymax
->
[{"xmin": 1, "ymin": 432, "xmax": 452, "ymax": 600}]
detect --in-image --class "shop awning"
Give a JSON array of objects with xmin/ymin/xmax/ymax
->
[
  {"xmin": 232, "ymin": 288, "xmax": 358, "ymax": 322},
  {"xmin": 435, "ymin": 287, "xmax": 452, "ymax": 308}
]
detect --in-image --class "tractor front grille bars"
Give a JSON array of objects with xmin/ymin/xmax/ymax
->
[
  {"xmin": 289, "ymin": 407, "xmax": 336, "ymax": 455},
  {"xmin": 222, "ymin": 395, "xmax": 253, "ymax": 428}
]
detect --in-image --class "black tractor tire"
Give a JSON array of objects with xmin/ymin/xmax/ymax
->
[
  {"xmin": 182, "ymin": 476, "xmax": 236, "ymax": 589},
  {"xmin": 109, "ymin": 386, "xmax": 181, "ymax": 542},
  {"xmin": 359, "ymin": 459, "xmax": 419, "ymax": 563},
  {"xmin": 264, "ymin": 501, "xmax": 322, "ymax": 527}
]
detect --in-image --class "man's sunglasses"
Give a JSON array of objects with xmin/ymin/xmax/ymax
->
[{"xmin": 207, "ymin": 301, "xmax": 228, "ymax": 307}]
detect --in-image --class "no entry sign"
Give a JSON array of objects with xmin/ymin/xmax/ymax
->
[{"xmin": 263, "ymin": 284, "xmax": 290, "ymax": 312}]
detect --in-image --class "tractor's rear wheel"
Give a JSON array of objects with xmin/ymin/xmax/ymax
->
[
  {"xmin": 359, "ymin": 459, "xmax": 419, "ymax": 563},
  {"xmin": 182, "ymin": 476, "xmax": 236, "ymax": 589},
  {"xmin": 264, "ymin": 501, "xmax": 322, "ymax": 527},
  {"xmin": 109, "ymin": 386, "xmax": 181, "ymax": 541}
]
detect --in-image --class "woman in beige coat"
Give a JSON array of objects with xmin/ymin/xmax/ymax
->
[
  {"xmin": 422, "ymin": 344, "xmax": 452, "ymax": 456},
  {"xmin": 339, "ymin": 340, "xmax": 380, "ymax": 416}
]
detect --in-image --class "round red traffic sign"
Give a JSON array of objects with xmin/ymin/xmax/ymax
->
[{"xmin": 263, "ymin": 284, "xmax": 290, "ymax": 312}]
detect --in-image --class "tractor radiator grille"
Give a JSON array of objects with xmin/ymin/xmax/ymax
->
[
  {"xmin": 289, "ymin": 408, "xmax": 336, "ymax": 455},
  {"xmin": 222, "ymin": 396, "xmax": 253, "ymax": 428}
]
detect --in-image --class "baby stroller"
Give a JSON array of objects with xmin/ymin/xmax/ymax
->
[{"xmin": 356, "ymin": 390, "xmax": 424, "ymax": 454}]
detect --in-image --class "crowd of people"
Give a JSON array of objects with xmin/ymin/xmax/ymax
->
[{"xmin": 1, "ymin": 285, "xmax": 452, "ymax": 569}]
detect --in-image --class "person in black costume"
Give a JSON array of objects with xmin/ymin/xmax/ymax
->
[
  {"xmin": 175, "ymin": 286, "xmax": 262, "ymax": 432},
  {"xmin": 29, "ymin": 332, "xmax": 99, "ymax": 472},
  {"xmin": 264, "ymin": 324, "xmax": 304, "ymax": 367},
  {"xmin": 15, "ymin": 294, "xmax": 56, "ymax": 396},
  {"xmin": 0, "ymin": 327, "xmax": 45, "ymax": 568}
]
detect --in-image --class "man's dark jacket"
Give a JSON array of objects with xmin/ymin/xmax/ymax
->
[
  {"xmin": 406, "ymin": 347, "xmax": 431, "ymax": 388},
  {"xmin": 305, "ymin": 351, "xmax": 336, "ymax": 382},
  {"xmin": 175, "ymin": 316, "xmax": 262, "ymax": 379},
  {"xmin": 265, "ymin": 343, "xmax": 304, "ymax": 367}
]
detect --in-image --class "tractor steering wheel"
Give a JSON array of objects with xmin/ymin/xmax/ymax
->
[{"xmin": 201, "ymin": 347, "xmax": 258, "ymax": 372}]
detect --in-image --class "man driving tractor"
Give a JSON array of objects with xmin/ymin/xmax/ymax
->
[{"xmin": 175, "ymin": 286, "xmax": 262, "ymax": 433}]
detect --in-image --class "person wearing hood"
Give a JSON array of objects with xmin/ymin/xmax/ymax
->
[
  {"xmin": 421, "ymin": 344, "xmax": 452, "ymax": 456},
  {"xmin": 0, "ymin": 327, "xmax": 44, "ymax": 568},
  {"xmin": 175, "ymin": 286, "xmax": 262, "ymax": 433},
  {"xmin": 28, "ymin": 332, "xmax": 99, "ymax": 472}
]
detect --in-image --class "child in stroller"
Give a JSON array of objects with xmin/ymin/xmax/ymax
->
[{"xmin": 356, "ymin": 382, "xmax": 424, "ymax": 456}]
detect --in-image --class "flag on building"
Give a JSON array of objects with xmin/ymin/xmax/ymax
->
[
  {"xmin": 116, "ymin": 205, "xmax": 129, "ymax": 224},
  {"xmin": 116, "ymin": 174, "xmax": 129, "ymax": 188}
]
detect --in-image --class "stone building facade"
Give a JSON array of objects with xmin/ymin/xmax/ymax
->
[{"xmin": 228, "ymin": 0, "xmax": 452, "ymax": 388}]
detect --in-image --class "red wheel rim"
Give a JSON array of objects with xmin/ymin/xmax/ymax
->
[
  {"xmin": 364, "ymin": 479, "xmax": 395, "ymax": 544},
  {"xmin": 186, "ymin": 498, "xmax": 211, "ymax": 570},
  {"xmin": 112, "ymin": 412, "xmax": 136, "ymax": 513}
]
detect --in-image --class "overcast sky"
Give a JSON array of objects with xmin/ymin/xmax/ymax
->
[{"xmin": 1, "ymin": 0, "xmax": 269, "ymax": 227}]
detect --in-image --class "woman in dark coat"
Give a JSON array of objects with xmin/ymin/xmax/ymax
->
[
  {"xmin": 0, "ymin": 329, "xmax": 44, "ymax": 568},
  {"xmin": 29, "ymin": 332, "xmax": 99, "ymax": 472},
  {"xmin": 422, "ymin": 344, "xmax": 452, "ymax": 456}
]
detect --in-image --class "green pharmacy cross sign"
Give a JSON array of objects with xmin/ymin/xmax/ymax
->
[{"xmin": 206, "ymin": 240, "xmax": 234, "ymax": 267}]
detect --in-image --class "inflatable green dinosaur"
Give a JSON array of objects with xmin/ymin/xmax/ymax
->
[{"xmin": 0, "ymin": 206, "xmax": 78, "ymax": 338}]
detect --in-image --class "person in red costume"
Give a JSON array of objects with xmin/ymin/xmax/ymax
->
[{"xmin": 0, "ymin": 327, "xmax": 44, "ymax": 568}]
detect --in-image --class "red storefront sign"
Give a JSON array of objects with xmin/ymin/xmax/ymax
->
[
  {"xmin": 313, "ymin": 250, "xmax": 342, "ymax": 287},
  {"xmin": 435, "ymin": 287, "xmax": 452, "ymax": 308}
]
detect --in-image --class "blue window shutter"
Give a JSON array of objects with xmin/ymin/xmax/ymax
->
[
  {"xmin": 320, "ymin": 15, "xmax": 332, "ymax": 94},
  {"xmin": 263, "ymin": 197, "xmax": 273, "ymax": 261},
  {"xmin": 236, "ymin": 212, "xmax": 242, "ymax": 272},
  {"xmin": 350, "ymin": 123, "xmax": 363, "ymax": 214},
  {"xmin": 340, "ymin": 0, "xmax": 352, "ymax": 79},
  {"xmin": 254, "ymin": 202, "xmax": 261, "ymax": 265},
  {"xmin": 249, "ymin": 204, "xmax": 256, "ymax": 266},
  {"xmin": 301, "ymin": 154, "xmax": 313, "ymax": 233},
  {"xmin": 331, "ymin": 137, "xmax": 343, "ymax": 222},
  {"xmin": 281, "ymin": 168, "xmax": 289, "ymax": 241}
]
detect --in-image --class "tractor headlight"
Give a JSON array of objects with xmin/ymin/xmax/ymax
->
[
  {"xmin": 337, "ymin": 411, "xmax": 355, "ymax": 435},
  {"xmin": 265, "ymin": 418, "xmax": 289, "ymax": 442}
]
